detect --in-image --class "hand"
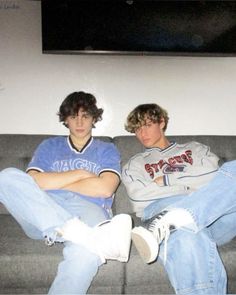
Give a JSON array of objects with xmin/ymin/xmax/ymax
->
[{"xmin": 154, "ymin": 176, "xmax": 164, "ymax": 186}]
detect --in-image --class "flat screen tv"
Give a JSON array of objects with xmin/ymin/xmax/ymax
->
[{"xmin": 41, "ymin": 0, "xmax": 236, "ymax": 56}]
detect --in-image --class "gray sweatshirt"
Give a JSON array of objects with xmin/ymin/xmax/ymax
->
[{"xmin": 122, "ymin": 141, "xmax": 219, "ymax": 217}]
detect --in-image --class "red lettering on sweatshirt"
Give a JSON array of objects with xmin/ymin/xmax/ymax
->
[{"xmin": 145, "ymin": 150, "xmax": 193, "ymax": 178}]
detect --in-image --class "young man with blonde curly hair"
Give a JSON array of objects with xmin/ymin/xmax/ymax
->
[{"xmin": 122, "ymin": 103, "xmax": 236, "ymax": 294}]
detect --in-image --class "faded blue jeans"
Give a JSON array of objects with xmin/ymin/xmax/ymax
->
[
  {"xmin": 143, "ymin": 160, "xmax": 236, "ymax": 294},
  {"xmin": 0, "ymin": 168, "xmax": 109, "ymax": 294}
]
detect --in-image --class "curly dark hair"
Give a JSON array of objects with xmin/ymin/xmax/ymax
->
[
  {"xmin": 125, "ymin": 103, "xmax": 169, "ymax": 133},
  {"xmin": 58, "ymin": 91, "xmax": 103, "ymax": 127}
]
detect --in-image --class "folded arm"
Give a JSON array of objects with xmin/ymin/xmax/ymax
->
[
  {"xmin": 62, "ymin": 171, "xmax": 120, "ymax": 197},
  {"xmin": 28, "ymin": 170, "xmax": 120, "ymax": 198}
]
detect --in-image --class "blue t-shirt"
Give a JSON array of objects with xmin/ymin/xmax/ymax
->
[{"xmin": 27, "ymin": 136, "xmax": 121, "ymax": 209}]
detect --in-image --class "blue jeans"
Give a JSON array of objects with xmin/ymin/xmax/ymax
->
[
  {"xmin": 143, "ymin": 160, "xmax": 236, "ymax": 294},
  {"xmin": 0, "ymin": 168, "xmax": 109, "ymax": 294}
]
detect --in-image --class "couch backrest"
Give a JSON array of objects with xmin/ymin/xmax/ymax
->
[
  {"xmin": 0, "ymin": 134, "xmax": 112, "ymax": 171},
  {"xmin": 0, "ymin": 134, "xmax": 53, "ymax": 171},
  {"xmin": 1, "ymin": 134, "xmax": 236, "ymax": 215},
  {"xmin": 113, "ymin": 135, "xmax": 236, "ymax": 214}
]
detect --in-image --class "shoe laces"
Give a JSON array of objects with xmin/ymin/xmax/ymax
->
[
  {"xmin": 44, "ymin": 235, "xmax": 55, "ymax": 247},
  {"xmin": 44, "ymin": 231, "xmax": 64, "ymax": 247},
  {"xmin": 148, "ymin": 215, "xmax": 170, "ymax": 264}
]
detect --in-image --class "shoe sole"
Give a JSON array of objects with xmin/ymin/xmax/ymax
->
[{"xmin": 131, "ymin": 226, "xmax": 159, "ymax": 264}]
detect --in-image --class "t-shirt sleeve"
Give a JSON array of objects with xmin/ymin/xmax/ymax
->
[
  {"xmin": 26, "ymin": 140, "xmax": 53, "ymax": 172},
  {"xmin": 98, "ymin": 143, "xmax": 121, "ymax": 178}
]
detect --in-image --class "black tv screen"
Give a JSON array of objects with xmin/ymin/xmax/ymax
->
[{"xmin": 41, "ymin": 0, "xmax": 236, "ymax": 56}]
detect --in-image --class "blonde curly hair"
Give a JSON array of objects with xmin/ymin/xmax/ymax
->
[{"xmin": 125, "ymin": 103, "xmax": 169, "ymax": 133}]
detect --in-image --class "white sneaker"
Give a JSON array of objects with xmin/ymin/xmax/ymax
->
[
  {"xmin": 57, "ymin": 214, "xmax": 132, "ymax": 263},
  {"xmin": 131, "ymin": 226, "xmax": 160, "ymax": 264}
]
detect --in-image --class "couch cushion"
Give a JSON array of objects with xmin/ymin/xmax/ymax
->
[
  {"xmin": 0, "ymin": 215, "xmax": 125, "ymax": 294},
  {"xmin": 113, "ymin": 136, "xmax": 145, "ymax": 214},
  {"xmin": 0, "ymin": 203, "xmax": 8, "ymax": 214},
  {"xmin": 125, "ymin": 245, "xmax": 174, "ymax": 294},
  {"xmin": 219, "ymin": 238, "xmax": 236, "ymax": 294}
]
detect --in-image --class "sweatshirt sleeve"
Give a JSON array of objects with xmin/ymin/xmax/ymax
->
[
  {"xmin": 163, "ymin": 142, "xmax": 219, "ymax": 189},
  {"xmin": 122, "ymin": 156, "xmax": 189, "ymax": 203}
]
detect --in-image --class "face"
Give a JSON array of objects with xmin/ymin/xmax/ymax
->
[
  {"xmin": 65, "ymin": 109, "xmax": 95, "ymax": 142},
  {"xmin": 135, "ymin": 119, "xmax": 167, "ymax": 149}
]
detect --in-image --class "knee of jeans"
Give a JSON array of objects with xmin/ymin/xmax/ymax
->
[
  {"xmin": 1, "ymin": 167, "xmax": 22, "ymax": 175},
  {"xmin": 166, "ymin": 230, "xmax": 212, "ymax": 262},
  {"xmin": 220, "ymin": 160, "xmax": 236, "ymax": 174},
  {"xmin": 63, "ymin": 242, "xmax": 100, "ymax": 262},
  {"xmin": 163, "ymin": 231, "xmax": 225, "ymax": 294},
  {"xmin": 0, "ymin": 168, "xmax": 23, "ymax": 182}
]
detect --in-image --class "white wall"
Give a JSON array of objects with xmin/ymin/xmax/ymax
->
[{"xmin": 0, "ymin": 0, "xmax": 236, "ymax": 137}]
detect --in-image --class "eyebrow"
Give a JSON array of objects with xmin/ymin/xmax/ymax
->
[{"xmin": 71, "ymin": 111, "xmax": 90, "ymax": 116}]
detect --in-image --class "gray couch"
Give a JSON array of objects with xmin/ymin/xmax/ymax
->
[{"xmin": 0, "ymin": 134, "xmax": 236, "ymax": 294}]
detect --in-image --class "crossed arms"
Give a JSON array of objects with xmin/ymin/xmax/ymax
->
[{"xmin": 28, "ymin": 169, "xmax": 120, "ymax": 198}]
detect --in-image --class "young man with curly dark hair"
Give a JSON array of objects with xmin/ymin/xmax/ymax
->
[{"xmin": 0, "ymin": 91, "xmax": 132, "ymax": 294}]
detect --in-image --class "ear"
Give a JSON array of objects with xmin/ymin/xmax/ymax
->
[{"xmin": 160, "ymin": 118, "xmax": 166, "ymax": 131}]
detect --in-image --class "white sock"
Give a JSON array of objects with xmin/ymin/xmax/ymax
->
[{"xmin": 164, "ymin": 209, "xmax": 195, "ymax": 229}]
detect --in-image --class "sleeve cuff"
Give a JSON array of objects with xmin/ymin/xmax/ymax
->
[{"xmin": 163, "ymin": 175, "xmax": 169, "ymax": 186}]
